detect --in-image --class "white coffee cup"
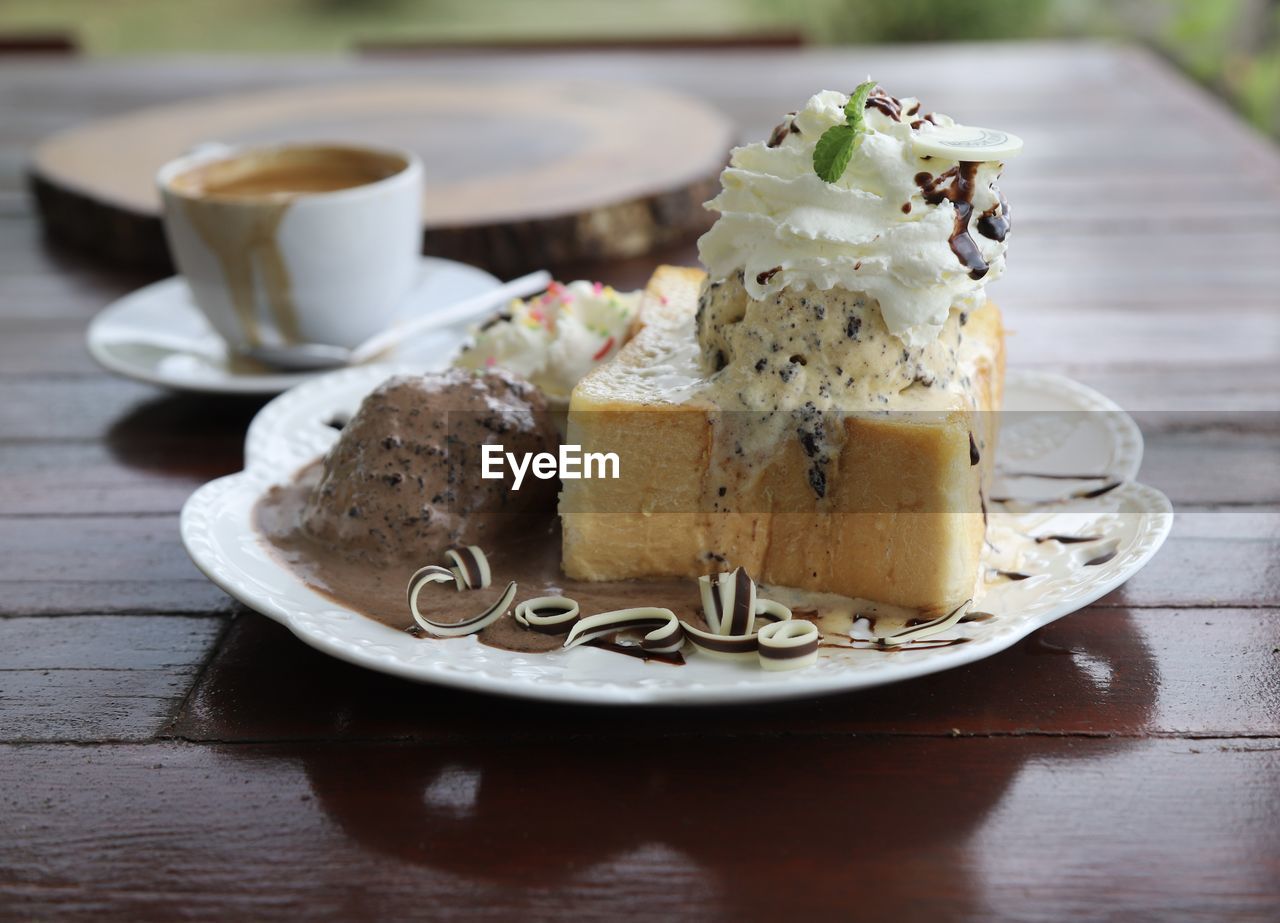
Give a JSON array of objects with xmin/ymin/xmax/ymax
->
[{"xmin": 157, "ymin": 142, "xmax": 423, "ymax": 354}]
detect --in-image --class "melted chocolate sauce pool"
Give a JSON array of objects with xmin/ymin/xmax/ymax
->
[
  {"xmin": 257, "ymin": 465, "xmax": 721, "ymax": 656},
  {"xmin": 254, "ymin": 464, "xmax": 974, "ymax": 659}
]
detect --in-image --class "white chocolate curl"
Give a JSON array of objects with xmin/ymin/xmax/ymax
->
[
  {"xmin": 409, "ymin": 577, "xmax": 516, "ymax": 638},
  {"xmin": 718, "ymin": 567, "xmax": 757, "ymax": 636},
  {"xmin": 405, "ymin": 557, "xmax": 820, "ymax": 671},
  {"xmin": 406, "ymin": 565, "xmax": 457, "ymax": 603},
  {"xmin": 563, "ymin": 607, "xmax": 685, "ymax": 654},
  {"xmin": 406, "ymin": 548, "xmax": 515, "ymax": 638},
  {"xmin": 514, "ymin": 596, "xmax": 580, "ymax": 634},
  {"xmin": 758, "ymin": 620, "xmax": 820, "ymax": 671},
  {"xmin": 877, "ymin": 599, "xmax": 971, "ymax": 647},
  {"xmin": 698, "ymin": 567, "xmax": 762, "ymax": 636},
  {"xmin": 679, "ymin": 619, "xmax": 761, "ymax": 662},
  {"xmin": 683, "ymin": 569, "xmax": 813, "ymax": 670},
  {"xmin": 445, "ymin": 545, "xmax": 492, "ymax": 590}
]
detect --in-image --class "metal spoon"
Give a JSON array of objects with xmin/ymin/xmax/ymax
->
[{"xmin": 244, "ymin": 270, "xmax": 552, "ymax": 370}]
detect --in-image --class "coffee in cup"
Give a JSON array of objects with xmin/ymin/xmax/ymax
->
[{"xmin": 157, "ymin": 143, "xmax": 423, "ymax": 355}]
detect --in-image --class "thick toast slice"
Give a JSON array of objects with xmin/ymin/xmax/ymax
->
[{"xmin": 560, "ymin": 266, "xmax": 1004, "ymax": 610}]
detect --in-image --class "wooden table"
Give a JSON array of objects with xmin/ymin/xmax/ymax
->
[{"xmin": 2, "ymin": 43, "xmax": 1279, "ymax": 920}]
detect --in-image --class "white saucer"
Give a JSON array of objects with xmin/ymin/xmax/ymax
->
[
  {"xmin": 87, "ymin": 256, "xmax": 500, "ymax": 395},
  {"xmin": 180, "ymin": 367, "xmax": 1173, "ymax": 706}
]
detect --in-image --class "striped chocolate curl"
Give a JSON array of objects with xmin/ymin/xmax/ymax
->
[
  {"xmin": 563, "ymin": 607, "xmax": 685, "ymax": 654},
  {"xmin": 684, "ymin": 569, "xmax": 813, "ymax": 670},
  {"xmin": 406, "ymin": 547, "xmax": 513, "ymax": 637},
  {"xmin": 445, "ymin": 545, "xmax": 492, "ymax": 590},
  {"xmin": 877, "ymin": 599, "xmax": 971, "ymax": 647},
  {"xmin": 405, "ymin": 564, "xmax": 456, "ymax": 607},
  {"xmin": 407, "ymin": 556, "xmax": 819, "ymax": 670},
  {"xmin": 408, "ymin": 578, "xmax": 516, "ymax": 638},
  {"xmin": 758, "ymin": 620, "xmax": 820, "ymax": 670},
  {"xmin": 680, "ymin": 605, "xmax": 804, "ymax": 665},
  {"xmin": 698, "ymin": 567, "xmax": 757, "ymax": 636},
  {"xmin": 678, "ymin": 619, "xmax": 761, "ymax": 661},
  {"xmin": 514, "ymin": 596, "xmax": 580, "ymax": 634}
]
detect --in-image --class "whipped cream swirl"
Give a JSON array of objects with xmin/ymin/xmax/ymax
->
[
  {"xmin": 697, "ymin": 89, "xmax": 1009, "ymax": 345},
  {"xmin": 455, "ymin": 280, "xmax": 639, "ymax": 404}
]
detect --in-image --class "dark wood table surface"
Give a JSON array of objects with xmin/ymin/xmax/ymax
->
[{"xmin": 2, "ymin": 42, "xmax": 1279, "ymax": 920}]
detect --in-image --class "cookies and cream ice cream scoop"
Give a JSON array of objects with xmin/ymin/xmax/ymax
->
[{"xmin": 301, "ymin": 368, "xmax": 557, "ymax": 564}]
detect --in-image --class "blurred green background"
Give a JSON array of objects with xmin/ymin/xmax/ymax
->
[{"xmin": 3, "ymin": 0, "xmax": 1278, "ymax": 137}]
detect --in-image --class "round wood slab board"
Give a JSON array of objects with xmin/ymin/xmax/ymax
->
[{"xmin": 30, "ymin": 78, "xmax": 733, "ymax": 277}]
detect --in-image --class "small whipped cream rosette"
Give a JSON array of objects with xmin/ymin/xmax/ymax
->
[{"xmin": 455, "ymin": 280, "xmax": 639, "ymax": 403}]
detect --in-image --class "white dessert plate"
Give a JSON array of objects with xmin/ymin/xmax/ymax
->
[
  {"xmin": 87, "ymin": 256, "xmax": 499, "ymax": 395},
  {"xmin": 181, "ymin": 367, "xmax": 1172, "ymax": 705}
]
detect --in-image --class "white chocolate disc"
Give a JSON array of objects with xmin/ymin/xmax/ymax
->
[{"xmin": 912, "ymin": 124, "xmax": 1022, "ymax": 161}]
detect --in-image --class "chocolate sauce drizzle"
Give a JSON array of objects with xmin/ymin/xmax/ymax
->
[
  {"xmin": 976, "ymin": 191, "xmax": 1011, "ymax": 242},
  {"xmin": 865, "ymin": 91, "xmax": 903, "ymax": 122},
  {"xmin": 822, "ymin": 637, "xmax": 971, "ymax": 652},
  {"xmin": 915, "ymin": 163, "xmax": 989, "ymax": 279},
  {"xmin": 767, "ymin": 112, "xmax": 800, "ymax": 148},
  {"xmin": 990, "ymin": 480, "xmax": 1125, "ymax": 505},
  {"xmin": 999, "ymin": 471, "xmax": 1112, "ymax": 481},
  {"xmin": 1077, "ymin": 481, "xmax": 1123, "ymax": 499},
  {"xmin": 903, "ymin": 612, "xmax": 996, "ymax": 627}
]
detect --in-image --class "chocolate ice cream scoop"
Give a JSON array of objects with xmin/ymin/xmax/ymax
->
[{"xmin": 301, "ymin": 368, "xmax": 557, "ymax": 564}]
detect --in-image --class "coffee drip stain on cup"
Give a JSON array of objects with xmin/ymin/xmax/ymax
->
[
  {"xmin": 178, "ymin": 201, "xmax": 298, "ymax": 347},
  {"xmin": 165, "ymin": 146, "xmax": 408, "ymax": 349}
]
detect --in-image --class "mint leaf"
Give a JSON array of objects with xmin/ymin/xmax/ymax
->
[
  {"xmin": 844, "ymin": 80, "xmax": 877, "ymax": 127},
  {"xmin": 810, "ymin": 79, "xmax": 877, "ymax": 184},
  {"xmin": 813, "ymin": 123, "xmax": 857, "ymax": 184}
]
